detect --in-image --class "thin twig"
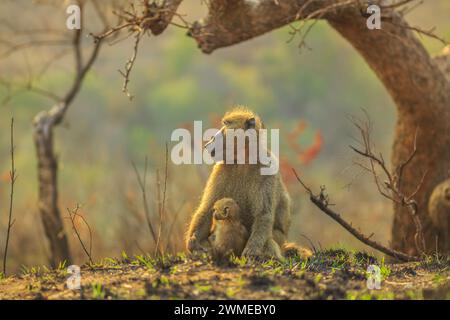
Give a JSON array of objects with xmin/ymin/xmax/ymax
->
[
  {"xmin": 155, "ymin": 143, "xmax": 169, "ymax": 256},
  {"xmin": 67, "ymin": 205, "xmax": 94, "ymax": 265},
  {"xmin": 349, "ymin": 114, "xmax": 427, "ymax": 254},
  {"xmin": 132, "ymin": 158, "xmax": 160, "ymax": 255},
  {"xmin": 118, "ymin": 31, "xmax": 142, "ymax": 100},
  {"xmin": 2, "ymin": 117, "xmax": 17, "ymax": 276}
]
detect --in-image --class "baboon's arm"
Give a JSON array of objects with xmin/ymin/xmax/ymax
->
[
  {"xmin": 187, "ymin": 202, "xmax": 214, "ymax": 242},
  {"xmin": 186, "ymin": 176, "xmax": 222, "ymax": 251}
]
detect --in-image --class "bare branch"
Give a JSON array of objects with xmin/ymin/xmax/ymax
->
[
  {"xmin": 67, "ymin": 205, "xmax": 94, "ymax": 265},
  {"xmin": 2, "ymin": 118, "xmax": 17, "ymax": 276},
  {"xmin": 132, "ymin": 157, "xmax": 160, "ymax": 255},
  {"xmin": 155, "ymin": 143, "xmax": 169, "ymax": 257},
  {"xmin": 395, "ymin": 128, "xmax": 418, "ymax": 192},
  {"xmin": 118, "ymin": 31, "xmax": 142, "ymax": 100},
  {"xmin": 0, "ymin": 39, "xmax": 71, "ymax": 59},
  {"xmin": 292, "ymin": 168, "xmax": 418, "ymax": 262},
  {"xmin": 349, "ymin": 115, "xmax": 427, "ymax": 255},
  {"xmin": 90, "ymin": 0, "xmax": 186, "ymax": 98}
]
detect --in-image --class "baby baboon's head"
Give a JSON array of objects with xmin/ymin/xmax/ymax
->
[
  {"xmin": 212, "ymin": 198, "xmax": 240, "ymax": 221},
  {"xmin": 204, "ymin": 106, "xmax": 264, "ymax": 161}
]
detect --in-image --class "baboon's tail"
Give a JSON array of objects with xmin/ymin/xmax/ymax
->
[{"xmin": 282, "ymin": 242, "xmax": 313, "ymax": 259}]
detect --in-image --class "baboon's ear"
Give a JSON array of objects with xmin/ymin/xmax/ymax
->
[{"xmin": 245, "ymin": 117, "xmax": 256, "ymax": 129}]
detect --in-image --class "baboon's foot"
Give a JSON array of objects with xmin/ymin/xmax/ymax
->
[{"xmin": 282, "ymin": 242, "xmax": 313, "ymax": 259}]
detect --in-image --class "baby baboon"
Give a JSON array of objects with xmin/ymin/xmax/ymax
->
[
  {"xmin": 209, "ymin": 198, "xmax": 248, "ymax": 260},
  {"xmin": 209, "ymin": 198, "xmax": 283, "ymax": 261},
  {"xmin": 428, "ymin": 179, "xmax": 450, "ymax": 254},
  {"xmin": 186, "ymin": 106, "xmax": 311, "ymax": 259}
]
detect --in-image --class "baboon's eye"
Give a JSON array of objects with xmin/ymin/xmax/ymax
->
[
  {"xmin": 245, "ymin": 117, "xmax": 256, "ymax": 129},
  {"xmin": 223, "ymin": 120, "xmax": 230, "ymax": 126}
]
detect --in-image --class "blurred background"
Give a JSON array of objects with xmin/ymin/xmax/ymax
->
[{"xmin": 0, "ymin": 0, "xmax": 449, "ymax": 273}]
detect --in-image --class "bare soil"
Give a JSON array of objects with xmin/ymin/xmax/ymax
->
[{"xmin": 0, "ymin": 249, "xmax": 448, "ymax": 300}]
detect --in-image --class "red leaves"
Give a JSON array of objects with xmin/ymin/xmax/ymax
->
[{"xmin": 281, "ymin": 120, "xmax": 323, "ymax": 184}]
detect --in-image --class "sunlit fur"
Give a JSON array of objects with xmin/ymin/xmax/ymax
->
[
  {"xmin": 186, "ymin": 106, "xmax": 311, "ymax": 259},
  {"xmin": 210, "ymin": 198, "xmax": 249, "ymax": 259},
  {"xmin": 210, "ymin": 197, "xmax": 283, "ymax": 260}
]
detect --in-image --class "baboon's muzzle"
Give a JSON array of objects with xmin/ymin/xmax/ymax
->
[{"xmin": 204, "ymin": 138, "xmax": 215, "ymax": 157}]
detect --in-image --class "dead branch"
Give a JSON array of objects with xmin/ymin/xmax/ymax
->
[
  {"xmin": 2, "ymin": 117, "xmax": 17, "ymax": 276},
  {"xmin": 0, "ymin": 39, "xmax": 71, "ymax": 59},
  {"xmin": 118, "ymin": 31, "xmax": 142, "ymax": 100},
  {"xmin": 67, "ymin": 205, "xmax": 94, "ymax": 265},
  {"xmin": 155, "ymin": 143, "xmax": 169, "ymax": 256},
  {"xmin": 349, "ymin": 114, "xmax": 427, "ymax": 255},
  {"xmin": 292, "ymin": 169, "xmax": 418, "ymax": 262},
  {"xmin": 90, "ymin": 0, "xmax": 186, "ymax": 98},
  {"xmin": 132, "ymin": 157, "xmax": 160, "ymax": 255}
]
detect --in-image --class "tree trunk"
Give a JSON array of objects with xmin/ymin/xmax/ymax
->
[
  {"xmin": 29, "ymin": 25, "xmax": 101, "ymax": 267},
  {"xmin": 33, "ymin": 111, "xmax": 71, "ymax": 267},
  {"xmin": 182, "ymin": 0, "xmax": 450, "ymax": 255},
  {"xmin": 327, "ymin": 11, "xmax": 450, "ymax": 256}
]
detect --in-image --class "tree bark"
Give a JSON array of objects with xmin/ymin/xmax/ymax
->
[
  {"xmin": 33, "ymin": 111, "xmax": 71, "ymax": 267},
  {"xmin": 183, "ymin": 0, "xmax": 450, "ymax": 255},
  {"xmin": 30, "ymin": 26, "xmax": 102, "ymax": 266},
  {"xmin": 328, "ymin": 10, "xmax": 450, "ymax": 256}
]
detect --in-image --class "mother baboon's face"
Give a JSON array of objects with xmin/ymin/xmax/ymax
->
[{"xmin": 204, "ymin": 108, "xmax": 262, "ymax": 161}]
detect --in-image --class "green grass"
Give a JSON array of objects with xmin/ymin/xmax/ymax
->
[
  {"xmin": 379, "ymin": 257, "xmax": 391, "ymax": 279},
  {"xmin": 229, "ymin": 254, "xmax": 248, "ymax": 267},
  {"xmin": 91, "ymin": 283, "xmax": 106, "ymax": 299},
  {"xmin": 194, "ymin": 284, "xmax": 212, "ymax": 293},
  {"xmin": 134, "ymin": 255, "xmax": 155, "ymax": 271}
]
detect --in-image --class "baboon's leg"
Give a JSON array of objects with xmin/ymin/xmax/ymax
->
[
  {"xmin": 242, "ymin": 194, "xmax": 274, "ymax": 257},
  {"xmin": 273, "ymin": 187, "xmax": 291, "ymax": 247},
  {"xmin": 273, "ymin": 228, "xmax": 287, "ymax": 247}
]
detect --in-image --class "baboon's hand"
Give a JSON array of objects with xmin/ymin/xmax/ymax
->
[{"xmin": 187, "ymin": 235, "xmax": 207, "ymax": 253}]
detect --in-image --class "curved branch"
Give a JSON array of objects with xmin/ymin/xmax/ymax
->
[{"xmin": 188, "ymin": 0, "xmax": 348, "ymax": 54}]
